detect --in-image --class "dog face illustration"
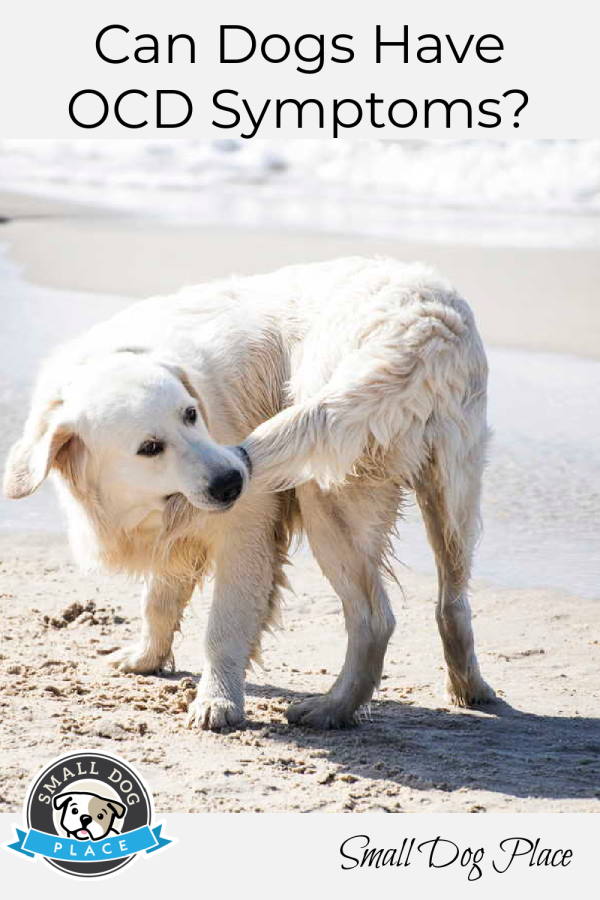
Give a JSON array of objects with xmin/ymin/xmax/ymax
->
[{"xmin": 53, "ymin": 791, "xmax": 126, "ymax": 841}]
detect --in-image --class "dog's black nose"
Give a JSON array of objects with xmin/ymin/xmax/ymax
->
[
  {"xmin": 208, "ymin": 468, "xmax": 243, "ymax": 505},
  {"xmin": 80, "ymin": 815, "xmax": 92, "ymax": 827}
]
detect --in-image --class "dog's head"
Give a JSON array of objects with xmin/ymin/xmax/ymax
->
[
  {"xmin": 53, "ymin": 791, "xmax": 126, "ymax": 841},
  {"xmin": 3, "ymin": 351, "xmax": 250, "ymax": 564}
]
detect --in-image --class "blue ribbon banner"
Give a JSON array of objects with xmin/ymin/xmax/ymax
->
[{"xmin": 8, "ymin": 824, "xmax": 171, "ymax": 861}]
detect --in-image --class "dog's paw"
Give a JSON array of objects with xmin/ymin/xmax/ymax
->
[
  {"xmin": 108, "ymin": 645, "xmax": 172, "ymax": 675},
  {"xmin": 446, "ymin": 672, "xmax": 497, "ymax": 707},
  {"xmin": 286, "ymin": 695, "xmax": 357, "ymax": 729},
  {"xmin": 187, "ymin": 696, "xmax": 244, "ymax": 731}
]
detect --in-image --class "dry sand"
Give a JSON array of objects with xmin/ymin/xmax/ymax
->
[
  {"xmin": 1, "ymin": 534, "xmax": 598, "ymax": 814},
  {"xmin": 0, "ymin": 192, "xmax": 598, "ymax": 814}
]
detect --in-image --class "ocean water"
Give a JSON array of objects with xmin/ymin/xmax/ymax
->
[
  {"xmin": 0, "ymin": 245, "xmax": 598, "ymax": 600},
  {"xmin": 1, "ymin": 139, "xmax": 600, "ymax": 248}
]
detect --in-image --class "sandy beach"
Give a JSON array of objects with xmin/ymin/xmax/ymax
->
[{"xmin": 0, "ymin": 190, "xmax": 598, "ymax": 814}]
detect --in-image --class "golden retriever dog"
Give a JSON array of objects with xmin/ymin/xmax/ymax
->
[{"xmin": 4, "ymin": 257, "xmax": 495, "ymax": 730}]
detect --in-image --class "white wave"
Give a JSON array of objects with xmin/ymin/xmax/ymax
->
[{"xmin": 1, "ymin": 139, "xmax": 599, "ymax": 247}]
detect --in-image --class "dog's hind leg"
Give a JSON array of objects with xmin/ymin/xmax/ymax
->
[
  {"xmin": 415, "ymin": 409, "xmax": 495, "ymax": 706},
  {"xmin": 109, "ymin": 576, "xmax": 195, "ymax": 674},
  {"xmin": 287, "ymin": 479, "xmax": 399, "ymax": 729}
]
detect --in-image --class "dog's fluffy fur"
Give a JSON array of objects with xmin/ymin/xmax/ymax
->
[{"xmin": 4, "ymin": 257, "xmax": 495, "ymax": 730}]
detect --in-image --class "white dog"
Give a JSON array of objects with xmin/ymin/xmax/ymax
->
[{"xmin": 4, "ymin": 257, "xmax": 495, "ymax": 730}]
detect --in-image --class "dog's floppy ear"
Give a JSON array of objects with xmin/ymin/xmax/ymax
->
[
  {"xmin": 106, "ymin": 799, "xmax": 126, "ymax": 819},
  {"xmin": 3, "ymin": 395, "xmax": 80, "ymax": 500},
  {"xmin": 53, "ymin": 793, "xmax": 72, "ymax": 811}
]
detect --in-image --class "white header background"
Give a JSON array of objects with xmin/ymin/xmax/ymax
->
[{"xmin": 0, "ymin": 0, "xmax": 599, "ymax": 138}]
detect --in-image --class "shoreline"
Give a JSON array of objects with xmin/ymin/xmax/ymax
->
[
  {"xmin": 1, "ymin": 188, "xmax": 599, "ymax": 600},
  {"xmin": 1, "ymin": 189, "xmax": 600, "ymax": 361}
]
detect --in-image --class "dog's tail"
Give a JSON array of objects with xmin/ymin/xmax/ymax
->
[{"xmin": 242, "ymin": 300, "xmax": 487, "ymax": 491}]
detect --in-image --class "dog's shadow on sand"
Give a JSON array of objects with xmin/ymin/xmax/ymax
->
[{"xmin": 240, "ymin": 681, "xmax": 600, "ymax": 802}]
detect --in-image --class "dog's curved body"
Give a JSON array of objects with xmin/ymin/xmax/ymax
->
[{"xmin": 4, "ymin": 257, "xmax": 494, "ymax": 729}]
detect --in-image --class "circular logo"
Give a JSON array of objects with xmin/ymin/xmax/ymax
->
[{"xmin": 23, "ymin": 751, "xmax": 156, "ymax": 877}]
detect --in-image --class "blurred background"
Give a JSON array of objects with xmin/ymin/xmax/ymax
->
[
  {"xmin": 1, "ymin": 139, "xmax": 600, "ymax": 245},
  {"xmin": 0, "ymin": 139, "xmax": 599, "ymax": 599}
]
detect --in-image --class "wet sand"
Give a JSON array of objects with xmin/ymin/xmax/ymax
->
[
  {"xmin": 2, "ymin": 189, "xmax": 600, "ymax": 361},
  {"xmin": 0, "ymin": 192, "xmax": 598, "ymax": 814}
]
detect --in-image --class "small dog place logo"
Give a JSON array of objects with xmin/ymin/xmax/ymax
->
[{"xmin": 7, "ymin": 750, "xmax": 172, "ymax": 877}]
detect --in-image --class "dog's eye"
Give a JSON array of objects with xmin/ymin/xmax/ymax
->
[
  {"xmin": 137, "ymin": 439, "xmax": 165, "ymax": 457},
  {"xmin": 72, "ymin": 808, "xmax": 78, "ymax": 815},
  {"xmin": 183, "ymin": 406, "xmax": 197, "ymax": 425},
  {"xmin": 98, "ymin": 813, "xmax": 104, "ymax": 820}
]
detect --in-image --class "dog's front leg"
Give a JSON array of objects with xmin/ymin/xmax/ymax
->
[
  {"xmin": 109, "ymin": 576, "xmax": 195, "ymax": 674},
  {"xmin": 188, "ymin": 497, "xmax": 282, "ymax": 731}
]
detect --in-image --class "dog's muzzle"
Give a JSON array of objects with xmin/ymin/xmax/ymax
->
[{"xmin": 229, "ymin": 445, "xmax": 252, "ymax": 477}]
